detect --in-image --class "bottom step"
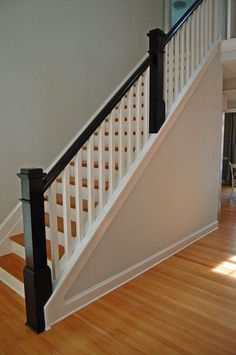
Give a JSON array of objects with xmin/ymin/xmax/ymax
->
[{"xmin": 0, "ymin": 253, "xmax": 25, "ymax": 298}]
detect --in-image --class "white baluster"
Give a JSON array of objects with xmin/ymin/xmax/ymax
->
[
  {"xmin": 200, "ymin": 3, "xmax": 204, "ymax": 61},
  {"xmin": 196, "ymin": 6, "xmax": 200, "ymax": 66},
  {"xmin": 87, "ymin": 136, "xmax": 95, "ymax": 225},
  {"xmin": 168, "ymin": 38, "xmax": 174, "ymax": 109},
  {"xmin": 109, "ymin": 109, "xmax": 115, "ymax": 194},
  {"xmin": 164, "ymin": 46, "xmax": 168, "ymax": 109},
  {"xmin": 204, "ymin": 0, "xmax": 208, "ymax": 53},
  {"xmin": 118, "ymin": 98, "xmax": 124, "ymax": 181},
  {"xmin": 186, "ymin": 19, "xmax": 190, "ymax": 82},
  {"xmin": 190, "ymin": 12, "xmax": 196, "ymax": 74},
  {"xmin": 98, "ymin": 121, "xmax": 105, "ymax": 209},
  {"xmin": 174, "ymin": 31, "xmax": 180, "ymax": 100},
  {"xmin": 127, "ymin": 86, "xmax": 134, "ymax": 167},
  {"xmin": 48, "ymin": 182, "xmax": 60, "ymax": 280},
  {"xmin": 208, "ymin": 0, "xmax": 213, "ymax": 47},
  {"xmin": 180, "ymin": 24, "xmax": 185, "ymax": 91},
  {"xmin": 144, "ymin": 67, "xmax": 150, "ymax": 143},
  {"xmin": 62, "ymin": 165, "xmax": 72, "ymax": 259},
  {"xmin": 75, "ymin": 150, "xmax": 83, "ymax": 242},
  {"xmin": 109, "ymin": 109, "xmax": 115, "ymax": 195},
  {"xmin": 135, "ymin": 77, "xmax": 142, "ymax": 155}
]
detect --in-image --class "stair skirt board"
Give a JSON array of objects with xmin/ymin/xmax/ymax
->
[
  {"xmin": 45, "ymin": 221, "xmax": 218, "ymax": 329},
  {"xmin": 0, "ymin": 268, "xmax": 25, "ymax": 298}
]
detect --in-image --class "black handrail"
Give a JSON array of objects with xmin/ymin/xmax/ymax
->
[
  {"xmin": 43, "ymin": 55, "xmax": 152, "ymax": 192},
  {"xmin": 164, "ymin": 0, "xmax": 204, "ymax": 46}
]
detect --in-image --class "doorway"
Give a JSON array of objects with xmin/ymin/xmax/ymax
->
[{"xmin": 222, "ymin": 112, "xmax": 236, "ymax": 185}]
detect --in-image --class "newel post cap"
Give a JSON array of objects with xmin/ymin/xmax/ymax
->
[{"xmin": 17, "ymin": 168, "xmax": 46, "ymax": 179}]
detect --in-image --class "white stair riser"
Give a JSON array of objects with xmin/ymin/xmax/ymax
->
[
  {"xmin": 0, "ymin": 268, "xmax": 25, "ymax": 298},
  {"xmin": 11, "ymin": 240, "xmax": 52, "ymax": 269},
  {"xmin": 11, "ymin": 240, "xmax": 25, "ymax": 259}
]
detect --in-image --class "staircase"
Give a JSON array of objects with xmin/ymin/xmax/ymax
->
[
  {"xmin": 0, "ymin": 87, "xmax": 149, "ymax": 293},
  {"xmin": 0, "ymin": 0, "xmax": 222, "ymax": 333}
]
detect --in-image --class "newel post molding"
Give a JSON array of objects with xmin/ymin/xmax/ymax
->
[
  {"xmin": 147, "ymin": 28, "xmax": 166, "ymax": 133},
  {"xmin": 17, "ymin": 168, "xmax": 52, "ymax": 333}
]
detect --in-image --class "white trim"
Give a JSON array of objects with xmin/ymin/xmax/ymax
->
[
  {"xmin": 44, "ymin": 43, "xmax": 220, "ymax": 329},
  {"xmin": 45, "ymin": 221, "xmax": 218, "ymax": 329},
  {"xmin": 225, "ymin": 108, "xmax": 236, "ymax": 112},
  {"xmin": 223, "ymin": 89, "xmax": 236, "ymax": 99},
  {"xmin": 0, "ymin": 268, "xmax": 25, "ymax": 298},
  {"xmin": 221, "ymin": 38, "xmax": 236, "ymax": 52},
  {"xmin": 0, "ymin": 204, "xmax": 23, "ymax": 256},
  {"xmin": 0, "ymin": 203, "xmax": 22, "ymax": 241},
  {"xmin": 223, "ymin": 89, "xmax": 236, "ymax": 111}
]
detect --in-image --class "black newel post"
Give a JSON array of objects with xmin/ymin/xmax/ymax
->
[
  {"xmin": 17, "ymin": 168, "xmax": 52, "ymax": 333},
  {"xmin": 147, "ymin": 28, "xmax": 166, "ymax": 133}
]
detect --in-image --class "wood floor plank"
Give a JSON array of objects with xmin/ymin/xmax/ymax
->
[{"xmin": 1, "ymin": 186, "xmax": 236, "ymax": 354}]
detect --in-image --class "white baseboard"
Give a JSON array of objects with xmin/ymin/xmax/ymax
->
[{"xmin": 45, "ymin": 221, "xmax": 218, "ymax": 329}]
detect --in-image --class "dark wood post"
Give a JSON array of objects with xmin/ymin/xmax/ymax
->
[
  {"xmin": 147, "ymin": 28, "xmax": 166, "ymax": 133},
  {"xmin": 17, "ymin": 168, "xmax": 52, "ymax": 333}
]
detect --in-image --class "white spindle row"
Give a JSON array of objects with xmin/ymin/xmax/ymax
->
[
  {"xmin": 45, "ymin": 68, "xmax": 150, "ymax": 281},
  {"xmin": 164, "ymin": 0, "xmax": 217, "ymax": 114}
]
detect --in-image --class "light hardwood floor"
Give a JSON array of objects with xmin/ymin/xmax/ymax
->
[{"xmin": 1, "ymin": 187, "xmax": 236, "ymax": 354}]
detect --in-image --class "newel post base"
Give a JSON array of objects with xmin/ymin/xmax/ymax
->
[
  {"xmin": 17, "ymin": 168, "xmax": 52, "ymax": 333},
  {"xmin": 147, "ymin": 28, "xmax": 166, "ymax": 133}
]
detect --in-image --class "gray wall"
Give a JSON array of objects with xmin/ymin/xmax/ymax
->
[
  {"xmin": 0, "ymin": 0, "xmax": 163, "ymax": 223},
  {"xmin": 66, "ymin": 52, "xmax": 222, "ymax": 298}
]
